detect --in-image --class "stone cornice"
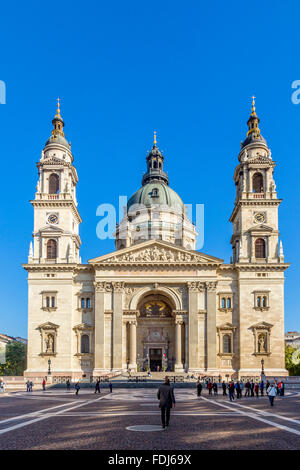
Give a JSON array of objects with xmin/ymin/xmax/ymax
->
[
  {"xmin": 23, "ymin": 263, "xmax": 93, "ymax": 273},
  {"xmin": 229, "ymin": 199, "xmax": 282, "ymax": 222},
  {"xmin": 218, "ymin": 263, "xmax": 289, "ymax": 272},
  {"xmin": 30, "ymin": 199, "xmax": 82, "ymax": 224}
]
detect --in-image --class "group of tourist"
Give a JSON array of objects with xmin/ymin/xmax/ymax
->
[
  {"xmin": 26, "ymin": 380, "xmax": 34, "ymax": 392},
  {"xmin": 196, "ymin": 378, "xmax": 285, "ymax": 407}
]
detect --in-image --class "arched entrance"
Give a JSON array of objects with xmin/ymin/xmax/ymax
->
[{"xmin": 136, "ymin": 292, "xmax": 180, "ymax": 372}]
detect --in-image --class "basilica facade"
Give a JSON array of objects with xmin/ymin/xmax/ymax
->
[{"xmin": 24, "ymin": 99, "xmax": 289, "ymax": 380}]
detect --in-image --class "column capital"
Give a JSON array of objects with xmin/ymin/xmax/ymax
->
[
  {"xmin": 187, "ymin": 281, "xmax": 206, "ymax": 292},
  {"xmin": 93, "ymin": 281, "xmax": 112, "ymax": 293},
  {"xmin": 175, "ymin": 319, "xmax": 184, "ymax": 325},
  {"xmin": 112, "ymin": 281, "xmax": 125, "ymax": 292},
  {"xmin": 206, "ymin": 281, "xmax": 218, "ymax": 292}
]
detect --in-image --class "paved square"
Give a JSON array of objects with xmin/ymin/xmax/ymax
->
[{"xmin": 0, "ymin": 388, "xmax": 299, "ymax": 450}]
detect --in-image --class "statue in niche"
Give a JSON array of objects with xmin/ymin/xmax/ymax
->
[
  {"xmin": 258, "ymin": 333, "xmax": 267, "ymax": 353},
  {"xmin": 45, "ymin": 334, "xmax": 54, "ymax": 353}
]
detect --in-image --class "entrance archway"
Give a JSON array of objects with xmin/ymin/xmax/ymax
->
[{"xmin": 136, "ymin": 292, "xmax": 176, "ymax": 372}]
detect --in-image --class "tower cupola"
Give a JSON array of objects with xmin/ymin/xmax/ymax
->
[
  {"xmin": 241, "ymin": 97, "xmax": 267, "ymax": 149},
  {"xmin": 142, "ymin": 132, "xmax": 169, "ymax": 186},
  {"xmin": 45, "ymin": 98, "xmax": 70, "ymax": 149}
]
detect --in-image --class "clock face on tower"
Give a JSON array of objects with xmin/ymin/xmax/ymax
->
[
  {"xmin": 47, "ymin": 213, "xmax": 59, "ymax": 225},
  {"xmin": 254, "ymin": 213, "xmax": 265, "ymax": 224}
]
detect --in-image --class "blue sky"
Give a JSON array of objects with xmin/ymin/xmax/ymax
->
[{"xmin": 0, "ymin": 1, "xmax": 299, "ymax": 337}]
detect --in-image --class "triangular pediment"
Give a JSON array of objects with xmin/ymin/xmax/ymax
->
[
  {"xmin": 38, "ymin": 322, "xmax": 59, "ymax": 330},
  {"xmin": 88, "ymin": 240, "xmax": 223, "ymax": 266},
  {"xmin": 37, "ymin": 225, "xmax": 64, "ymax": 234},
  {"xmin": 247, "ymin": 224, "xmax": 274, "ymax": 233},
  {"xmin": 251, "ymin": 321, "xmax": 273, "ymax": 329}
]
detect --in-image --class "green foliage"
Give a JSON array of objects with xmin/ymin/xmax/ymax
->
[
  {"xmin": 285, "ymin": 344, "xmax": 300, "ymax": 376},
  {"xmin": 0, "ymin": 342, "xmax": 27, "ymax": 376}
]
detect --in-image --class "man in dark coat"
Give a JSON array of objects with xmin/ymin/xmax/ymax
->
[
  {"xmin": 95, "ymin": 379, "xmax": 101, "ymax": 394},
  {"xmin": 197, "ymin": 380, "xmax": 202, "ymax": 397},
  {"xmin": 157, "ymin": 376, "xmax": 176, "ymax": 429}
]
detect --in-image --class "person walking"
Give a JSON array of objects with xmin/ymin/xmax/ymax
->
[
  {"xmin": 280, "ymin": 381, "xmax": 285, "ymax": 396},
  {"xmin": 42, "ymin": 378, "xmax": 46, "ymax": 392},
  {"xmin": 207, "ymin": 381, "xmax": 212, "ymax": 396},
  {"xmin": 157, "ymin": 376, "xmax": 176, "ymax": 429},
  {"xmin": 255, "ymin": 382, "xmax": 259, "ymax": 398},
  {"xmin": 213, "ymin": 382, "xmax": 218, "ymax": 396},
  {"xmin": 109, "ymin": 382, "xmax": 113, "ymax": 393},
  {"xmin": 268, "ymin": 383, "xmax": 277, "ymax": 406},
  {"xmin": 0, "ymin": 380, "xmax": 5, "ymax": 393},
  {"xmin": 228, "ymin": 381, "xmax": 235, "ymax": 402},
  {"xmin": 266, "ymin": 380, "xmax": 270, "ymax": 394},
  {"xmin": 26, "ymin": 380, "xmax": 30, "ymax": 392},
  {"xmin": 240, "ymin": 381, "xmax": 244, "ymax": 397},
  {"xmin": 235, "ymin": 381, "xmax": 241, "ymax": 399},
  {"xmin": 222, "ymin": 381, "xmax": 227, "ymax": 396},
  {"xmin": 250, "ymin": 381, "xmax": 255, "ymax": 397},
  {"xmin": 245, "ymin": 381, "xmax": 250, "ymax": 397},
  {"xmin": 259, "ymin": 380, "xmax": 264, "ymax": 396},
  {"xmin": 95, "ymin": 379, "xmax": 101, "ymax": 394},
  {"xmin": 66, "ymin": 379, "xmax": 71, "ymax": 391},
  {"xmin": 197, "ymin": 380, "xmax": 202, "ymax": 397},
  {"xmin": 75, "ymin": 382, "xmax": 80, "ymax": 395},
  {"xmin": 29, "ymin": 381, "xmax": 33, "ymax": 392}
]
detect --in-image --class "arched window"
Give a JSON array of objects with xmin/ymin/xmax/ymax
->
[
  {"xmin": 255, "ymin": 238, "xmax": 266, "ymax": 258},
  {"xmin": 226, "ymin": 298, "xmax": 231, "ymax": 308},
  {"xmin": 47, "ymin": 239, "xmax": 57, "ymax": 259},
  {"xmin": 221, "ymin": 298, "xmax": 226, "ymax": 308},
  {"xmin": 49, "ymin": 174, "xmax": 59, "ymax": 194},
  {"xmin": 257, "ymin": 296, "xmax": 261, "ymax": 307},
  {"xmin": 262, "ymin": 296, "xmax": 267, "ymax": 307},
  {"xmin": 223, "ymin": 334, "xmax": 232, "ymax": 353},
  {"xmin": 81, "ymin": 335, "xmax": 89, "ymax": 353},
  {"xmin": 253, "ymin": 172, "xmax": 264, "ymax": 193}
]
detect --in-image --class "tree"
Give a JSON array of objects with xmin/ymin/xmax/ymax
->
[
  {"xmin": 285, "ymin": 344, "xmax": 300, "ymax": 376},
  {"xmin": 0, "ymin": 342, "xmax": 27, "ymax": 376}
]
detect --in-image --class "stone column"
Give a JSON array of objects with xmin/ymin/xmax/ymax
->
[
  {"xmin": 187, "ymin": 282, "xmax": 205, "ymax": 370},
  {"xmin": 206, "ymin": 281, "xmax": 217, "ymax": 371},
  {"xmin": 175, "ymin": 320, "xmax": 183, "ymax": 371},
  {"xmin": 93, "ymin": 282, "xmax": 107, "ymax": 373},
  {"xmin": 112, "ymin": 282, "xmax": 124, "ymax": 371},
  {"xmin": 184, "ymin": 317, "xmax": 189, "ymax": 370},
  {"xmin": 129, "ymin": 320, "xmax": 137, "ymax": 370}
]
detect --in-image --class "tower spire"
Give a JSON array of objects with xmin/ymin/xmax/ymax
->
[
  {"xmin": 51, "ymin": 98, "xmax": 65, "ymax": 138},
  {"xmin": 247, "ymin": 95, "xmax": 260, "ymax": 137},
  {"xmin": 141, "ymin": 133, "xmax": 169, "ymax": 186},
  {"xmin": 153, "ymin": 131, "xmax": 157, "ymax": 147},
  {"xmin": 55, "ymin": 97, "xmax": 62, "ymax": 119}
]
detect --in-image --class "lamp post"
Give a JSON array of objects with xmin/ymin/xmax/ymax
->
[{"xmin": 48, "ymin": 359, "xmax": 51, "ymax": 376}]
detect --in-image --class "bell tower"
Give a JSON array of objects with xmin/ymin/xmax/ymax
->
[
  {"xmin": 229, "ymin": 98, "xmax": 284, "ymax": 264},
  {"xmin": 29, "ymin": 100, "xmax": 82, "ymax": 264}
]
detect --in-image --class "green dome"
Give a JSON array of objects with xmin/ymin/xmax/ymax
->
[{"xmin": 127, "ymin": 182, "xmax": 184, "ymax": 212}]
